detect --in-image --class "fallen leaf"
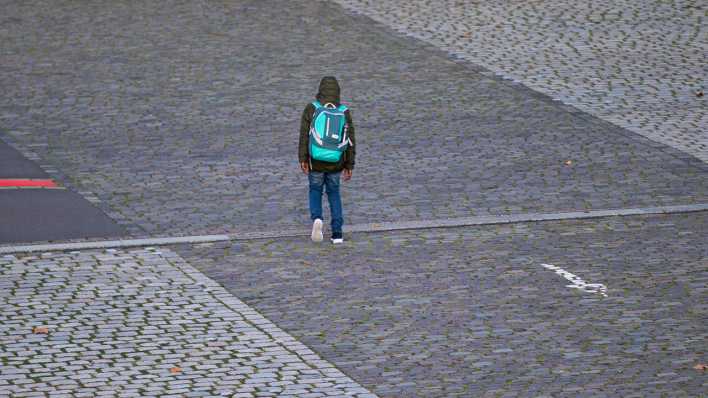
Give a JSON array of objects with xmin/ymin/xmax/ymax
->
[
  {"xmin": 32, "ymin": 326, "xmax": 49, "ymax": 334},
  {"xmin": 564, "ymin": 160, "xmax": 573, "ymax": 166},
  {"xmin": 696, "ymin": 90, "xmax": 704, "ymax": 98},
  {"xmin": 169, "ymin": 367, "xmax": 182, "ymax": 374},
  {"xmin": 694, "ymin": 363, "xmax": 707, "ymax": 371}
]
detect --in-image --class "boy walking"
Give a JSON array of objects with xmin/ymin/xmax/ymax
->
[{"xmin": 299, "ymin": 76, "xmax": 356, "ymax": 244}]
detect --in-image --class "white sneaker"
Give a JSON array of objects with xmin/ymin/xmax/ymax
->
[
  {"xmin": 331, "ymin": 237, "xmax": 344, "ymax": 244},
  {"xmin": 311, "ymin": 219, "xmax": 323, "ymax": 242}
]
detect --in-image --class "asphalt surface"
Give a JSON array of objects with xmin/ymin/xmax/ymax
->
[
  {"xmin": 0, "ymin": 140, "xmax": 47, "ymax": 178},
  {"xmin": 0, "ymin": 0, "xmax": 706, "ymax": 397},
  {"xmin": 0, "ymin": 140, "xmax": 124, "ymax": 244},
  {"xmin": 0, "ymin": 188, "xmax": 125, "ymax": 244}
]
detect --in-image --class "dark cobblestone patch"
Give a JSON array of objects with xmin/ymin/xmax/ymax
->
[
  {"xmin": 177, "ymin": 213, "xmax": 708, "ymax": 397},
  {"xmin": 0, "ymin": 0, "xmax": 706, "ymax": 237}
]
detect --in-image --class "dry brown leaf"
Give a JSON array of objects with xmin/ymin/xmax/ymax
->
[
  {"xmin": 693, "ymin": 363, "xmax": 707, "ymax": 371},
  {"xmin": 32, "ymin": 326, "xmax": 49, "ymax": 334},
  {"xmin": 696, "ymin": 90, "xmax": 704, "ymax": 98},
  {"xmin": 169, "ymin": 367, "xmax": 182, "ymax": 374},
  {"xmin": 564, "ymin": 160, "xmax": 573, "ymax": 166}
]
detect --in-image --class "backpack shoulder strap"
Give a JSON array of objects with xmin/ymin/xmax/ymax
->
[
  {"xmin": 312, "ymin": 101, "xmax": 323, "ymax": 109},
  {"xmin": 337, "ymin": 104, "xmax": 348, "ymax": 112}
]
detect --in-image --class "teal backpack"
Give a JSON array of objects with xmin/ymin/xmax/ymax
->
[{"xmin": 309, "ymin": 101, "xmax": 351, "ymax": 163}]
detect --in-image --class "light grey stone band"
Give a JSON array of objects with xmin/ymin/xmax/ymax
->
[
  {"xmin": 2, "ymin": 204, "xmax": 705, "ymax": 254},
  {"xmin": 343, "ymin": 203, "xmax": 708, "ymax": 234},
  {"xmin": 0, "ymin": 235, "xmax": 230, "ymax": 254}
]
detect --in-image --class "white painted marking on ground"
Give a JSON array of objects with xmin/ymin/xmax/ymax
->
[{"xmin": 541, "ymin": 263, "xmax": 608, "ymax": 297}]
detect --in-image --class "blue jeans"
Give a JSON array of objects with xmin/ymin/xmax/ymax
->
[{"xmin": 308, "ymin": 171, "xmax": 343, "ymax": 234}]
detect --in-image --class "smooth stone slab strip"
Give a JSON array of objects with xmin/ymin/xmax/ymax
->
[
  {"xmin": 1, "ymin": 204, "xmax": 706, "ymax": 254},
  {"xmin": 344, "ymin": 203, "xmax": 708, "ymax": 234},
  {"xmin": 0, "ymin": 235, "xmax": 230, "ymax": 254},
  {"xmin": 223, "ymin": 204, "xmax": 708, "ymax": 240}
]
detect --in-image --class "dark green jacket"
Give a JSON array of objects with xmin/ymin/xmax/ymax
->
[{"xmin": 299, "ymin": 77, "xmax": 356, "ymax": 172}]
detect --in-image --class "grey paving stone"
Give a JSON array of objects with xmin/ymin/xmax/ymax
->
[
  {"xmin": 177, "ymin": 213, "xmax": 708, "ymax": 397},
  {"xmin": 0, "ymin": 0, "xmax": 705, "ymax": 240},
  {"xmin": 0, "ymin": 248, "xmax": 373, "ymax": 396},
  {"xmin": 334, "ymin": 0, "xmax": 708, "ymax": 162},
  {"xmin": 0, "ymin": 1, "xmax": 705, "ymax": 397}
]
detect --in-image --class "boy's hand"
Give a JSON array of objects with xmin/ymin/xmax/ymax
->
[
  {"xmin": 300, "ymin": 161, "xmax": 309, "ymax": 175},
  {"xmin": 343, "ymin": 168, "xmax": 352, "ymax": 181}
]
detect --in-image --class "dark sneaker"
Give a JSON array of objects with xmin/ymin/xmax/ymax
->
[{"xmin": 331, "ymin": 232, "xmax": 343, "ymax": 244}]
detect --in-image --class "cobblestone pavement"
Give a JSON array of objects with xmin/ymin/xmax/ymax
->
[
  {"xmin": 0, "ymin": 0, "xmax": 707, "ymax": 397},
  {"xmin": 0, "ymin": 248, "xmax": 375, "ymax": 397},
  {"xmin": 334, "ymin": 0, "xmax": 708, "ymax": 162},
  {"xmin": 177, "ymin": 213, "xmax": 708, "ymax": 397},
  {"xmin": 1, "ymin": 0, "xmax": 706, "ymax": 239}
]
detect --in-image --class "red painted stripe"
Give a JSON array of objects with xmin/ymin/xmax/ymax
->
[{"xmin": 0, "ymin": 179, "xmax": 58, "ymax": 187}]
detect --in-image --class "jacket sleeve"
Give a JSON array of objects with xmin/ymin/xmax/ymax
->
[
  {"xmin": 344, "ymin": 109, "xmax": 356, "ymax": 170},
  {"xmin": 299, "ymin": 104, "xmax": 313, "ymax": 163}
]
